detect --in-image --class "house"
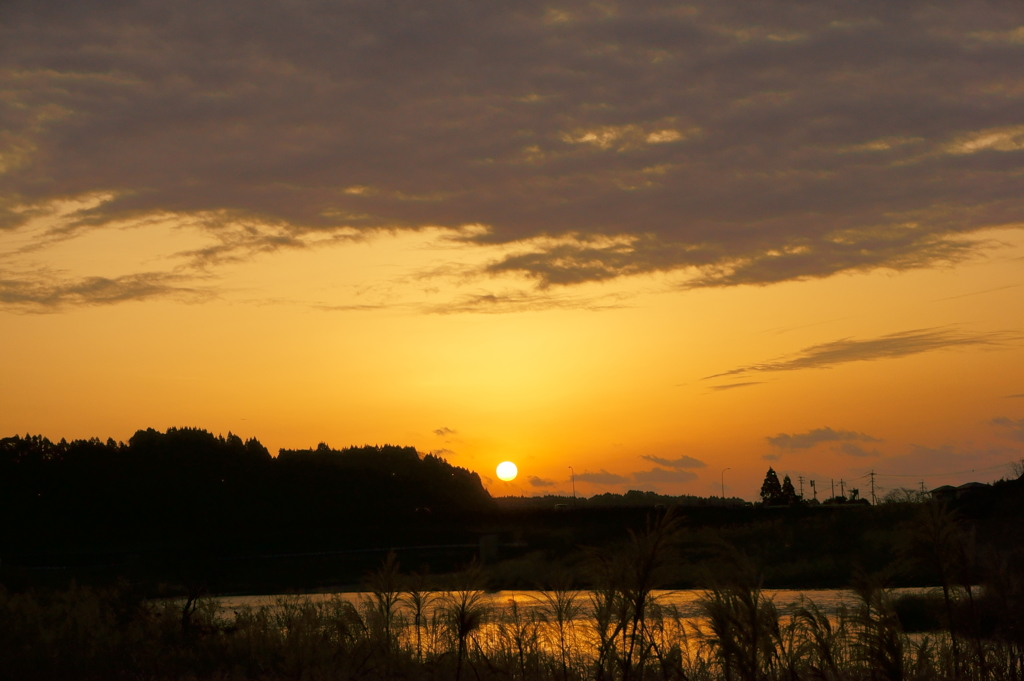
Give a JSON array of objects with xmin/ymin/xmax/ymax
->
[
  {"xmin": 930, "ymin": 482, "xmax": 989, "ymax": 502},
  {"xmin": 929, "ymin": 485, "xmax": 956, "ymax": 502},
  {"xmin": 954, "ymin": 481, "xmax": 989, "ymax": 498}
]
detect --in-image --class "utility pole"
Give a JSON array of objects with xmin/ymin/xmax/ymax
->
[
  {"xmin": 721, "ymin": 467, "xmax": 730, "ymax": 507},
  {"xmin": 840, "ymin": 479, "xmax": 845, "ymax": 499},
  {"xmin": 920, "ymin": 480, "xmax": 926, "ymax": 495},
  {"xmin": 869, "ymin": 470, "xmax": 876, "ymax": 505},
  {"xmin": 798, "ymin": 475, "xmax": 804, "ymax": 499},
  {"xmin": 831, "ymin": 479, "xmax": 835, "ymax": 500},
  {"xmin": 810, "ymin": 480, "xmax": 816, "ymax": 501}
]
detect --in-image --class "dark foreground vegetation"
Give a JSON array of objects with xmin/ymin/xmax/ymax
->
[
  {"xmin": 3, "ymin": 507, "xmax": 1024, "ymax": 681},
  {"xmin": 3, "ymin": 428, "xmax": 1024, "ymax": 678},
  {"xmin": 3, "ymin": 428, "xmax": 1024, "ymax": 594}
]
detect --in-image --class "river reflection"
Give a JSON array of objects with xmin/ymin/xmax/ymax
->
[
  {"xmin": 214, "ymin": 586, "xmax": 932, "ymax": 621},
  {"xmin": 209, "ymin": 586, "xmax": 937, "ymax": 664}
]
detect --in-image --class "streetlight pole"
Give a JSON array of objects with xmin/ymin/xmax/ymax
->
[
  {"xmin": 721, "ymin": 467, "xmax": 730, "ymax": 507},
  {"xmin": 569, "ymin": 466, "xmax": 576, "ymax": 508}
]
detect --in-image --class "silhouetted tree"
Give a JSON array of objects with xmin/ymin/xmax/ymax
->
[
  {"xmin": 760, "ymin": 468, "xmax": 783, "ymax": 505},
  {"xmin": 781, "ymin": 474, "xmax": 798, "ymax": 504},
  {"xmin": 882, "ymin": 487, "xmax": 927, "ymax": 503},
  {"xmin": 0, "ymin": 428, "xmax": 496, "ymax": 580}
]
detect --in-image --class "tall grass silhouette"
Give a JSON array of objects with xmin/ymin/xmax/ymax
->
[{"xmin": 3, "ymin": 504, "xmax": 1024, "ymax": 680}]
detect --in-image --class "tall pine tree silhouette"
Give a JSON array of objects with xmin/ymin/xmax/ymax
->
[
  {"xmin": 781, "ymin": 474, "xmax": 798, "ymax": 504},
  {"xmin": 760, "ymin": 467, "xmax": 783, "ymax": 505}
]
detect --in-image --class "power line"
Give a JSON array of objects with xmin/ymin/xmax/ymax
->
[{"xmin": 869, "ymin": 463, "xmax": 1009, "ymax": 479}]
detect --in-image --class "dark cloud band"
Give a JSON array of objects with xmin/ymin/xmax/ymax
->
[{"xmin": 0, "ymin": 0, "xmax": 1021, "ymax": 302}]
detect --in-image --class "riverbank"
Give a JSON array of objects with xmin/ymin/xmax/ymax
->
[{"xmin": 2, "ymin": 573, "xmax": 1018, "ymax": 680}]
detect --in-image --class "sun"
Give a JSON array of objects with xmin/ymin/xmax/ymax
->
[{"xmin": 496, "ymin": 461, "xmax": 518, "ymax": 482}]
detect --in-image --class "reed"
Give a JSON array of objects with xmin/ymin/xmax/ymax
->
[
  {"xmin": 699, "ymin": 550, "xmax": 780, "ymax": 681},
  {"xmin": 3, "ymin": 522, "xmax": 1024, "ymax": 680}
]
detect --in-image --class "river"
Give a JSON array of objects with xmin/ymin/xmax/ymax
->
[{"xmin": 212, "ymin": 586, "xmax": 933, "ymax": 621}]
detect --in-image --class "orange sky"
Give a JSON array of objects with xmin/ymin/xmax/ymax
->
[{"xmin": 1, "ymin": 1, "xmax": 1023, "ymax": 499}]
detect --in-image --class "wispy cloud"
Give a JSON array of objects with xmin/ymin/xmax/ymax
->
[
  {"xmin": 425, "ymin": 290, "xmax": 630, "ymax": 315},
  {"xmin": 767, "ymin": 427, "xmax": 880, "ymax": 449},
  {"xmin": 527, "ymin": 476, "xmax": 556, "ymax": 488},
  {"xmin": 574, "ymin": 469, "xmax": 630, "ymax": 485},
  {"xmin": 935, "ymin": 283, "xmax": 1022, "ymax": 302},
  {"xmin": 944, "ymin": 126, "xmax": 1024, "ymax": 155},
  {"xmin": 0, "ymin": 269, "xmax": 214, "ymax": 312},
  {"xmin": 632, "ymin": 468, "xmax": 698, "ymax": 484},
  {"xmin": 433, "ymin": 427, "xmax": 457, "ymax": 436},
  {"xmin": 488, "ymin": 229, "xmax": 985, "ymax": 290},
  {"xmin": 709, "ymin": 327, "xmax": 1013, "ymax": 378},
  {"xmin": 574, "ymin": 465, "xmax": 701, "ymax": 487},
  {"xmin": 312, "ymin": 302, "xmax": 394, "ymax": 312},
  {"xmin": 640, "ymin": 454, "xmax": 707, "ymax": 469},
  {"xmin": 991, "ymin": 417, "xmax": 1024, "ymax": 442},
  {"xmin": 708, "ymin": 382, "xmax": 765, "ymax": 392}
]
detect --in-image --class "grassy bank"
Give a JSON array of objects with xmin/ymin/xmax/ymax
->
[{"xmin": 3, "ymin": 509, "xmax": 1023, "ymax": 681}]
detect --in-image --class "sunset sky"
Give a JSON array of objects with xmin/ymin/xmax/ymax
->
[{"xmin": 2, "ymin": 0, "xmax": 1022, "ymax": 500}]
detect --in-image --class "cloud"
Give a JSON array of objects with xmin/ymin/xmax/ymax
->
[
  {"xmin": 527, "ymin": 475, "xmax": 556, "ymax": 488},
  {"xmin": 875, "ymin": 443, "xmax": 1019, "ymax": 482},
  {"xmin": 711, "ymin": 327, "xmax": 1013, "ymax": 378},
  {"xmin": 945, "ymin": 126, "xmax": 1024, "ymax": 155},
  {"xmin": 433, "ymin": 427, "xmax": 456, "ymax": 436},
  {"xmin": 968, "ymin": 26, "xmax": 1024, "ymax": 45},
  {"xmin": 489, "ymin": 228, "xmax": 983, "ymax": 290},
  {"xmin": 768, "ymin": 427, "xmax": 880, "ymax": 449},
  {"xmin": 574, "ymin": 469, "xmax": 630, "ymax": 484},
  {"xmin": 171, "ymin": 221, "xmax": 320, "ymax": 270},
  {"xmin": 631, "ymin": 468, "xmax": 699, "ymax": 485},
  {"xmin": 991, "ymin": 417, "xmax": 1024, "ymax": 442},
  {"xmin": 640, "ymin": 454, "xmax": 707, "ymax": 469},
  {"xmin": 428, "ymin": 448, "xmax": 455, "ymax": 457},
  {"xmin": 708, "ymin": 381, "xmax": 765, "ymax": 392},
  {"xmin": 1004, "ymin": 394, "xmax": 1024, "ymax": 399},
  {"xmin": 838, "ymin": 442, "xmax": 882, "ymax": 458},
  {"xmin": 425, "ymin": 289, "xmax": 630, "ymax": 315},
  {"xmin": 0, "ymin": 269, "xmax": 213, "ymax": 312},
  {"xmin": 572, "ymin": 465, "xmax": 700, "ymax": 487},
  {"xmin": 2, "ymin": 0, "xmax": 1024, "ymax": 306},
  {"xmin": 313, "ymin": 302, "xmax": 394, "ymax": 312},
  {"xmin": 935, "ymin": 284, "xmax": 1021, "ymax": 302}
]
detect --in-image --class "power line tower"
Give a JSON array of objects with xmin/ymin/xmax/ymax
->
[
  {"xmin": 869, "ymin": 470, "xmax": 876, "ymax": 505},
  {"xmin": 798, "ymin": 475, "xmax": 804, "ymax": 499}
]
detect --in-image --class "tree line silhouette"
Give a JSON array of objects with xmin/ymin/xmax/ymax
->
[
  {"xmin": 4, "ymin": 429, "xmax": 1023, "ymax": 595},
  {"xmin": 0, "ymin": 428, "xmax": 493, "ymax": 568}
]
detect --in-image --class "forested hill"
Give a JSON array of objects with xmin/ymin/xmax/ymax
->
[{"xmin": 0, "ymin": 428, "xmax": 494, "ymax": 556}]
